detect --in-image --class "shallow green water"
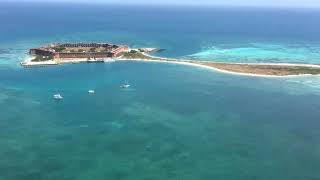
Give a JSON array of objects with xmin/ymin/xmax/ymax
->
[
  {"xmin": 1, "ymin": 3, "xmax": 320, "ymax": 179},
  {"xmin": 1, "ymin": 62, "xmax": 320, "ymax": 180}
]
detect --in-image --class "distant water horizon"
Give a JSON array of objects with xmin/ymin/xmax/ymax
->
[
  {"xmin": 1, "ymin": 2, "xmax": 320, "ymax": 66},
  {"xmin": 1, "ymin": 3, "xmax": 320, "ymax": 180}
]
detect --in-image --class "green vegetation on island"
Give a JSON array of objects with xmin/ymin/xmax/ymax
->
[
  {"xmin": 195, "ymin": 61, "xmax": 320, "ymax": 76},
  {"xmin": 276, "ymin": 66, "xmax": 320, "ymax": 75},
  {"xmin": 120, "ymin": 50, "xmax": 159, "ymax": 60},
  {"xmin": 31, "ymin": 55, "xmax": 53, "ymax": 62},
  {"xmin": 52, "ymin": 45, "xmax": 66, "ymax": 52}
]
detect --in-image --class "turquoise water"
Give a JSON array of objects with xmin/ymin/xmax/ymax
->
[
  {"xmin": 2, "ymin": 4, "xmax": 320, "ymax": 67},
  {"xmin": 1, "ymin": 62, "xmax": 320, "ymax": 180},
  {"xmin": 1, "ymin": 3, "xmax": 320, "ymax": 180},
  {"xmin": 186, "ymin": 42, "xmax": 320, "ymax": 63}
]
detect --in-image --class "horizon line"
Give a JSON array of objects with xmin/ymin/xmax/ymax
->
[{"xmin": 2, "ymin": 0, "xmax": 320, "ymax": 9}]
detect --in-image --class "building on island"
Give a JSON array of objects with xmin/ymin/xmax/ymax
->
[{"xmin": 29, "ymin": 43, "xmax": 129, "ymax": 60}]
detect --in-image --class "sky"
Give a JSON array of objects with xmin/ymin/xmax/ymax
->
[{"xmin": 3, "ymin": 0, "xmax": 320, "ymax": 8}]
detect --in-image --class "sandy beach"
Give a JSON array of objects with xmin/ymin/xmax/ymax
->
[
  {"xmin": 116, "ymin": 58, "xmax": 320, "ymax": 78},
  {"xmin": 118, "ymin": 52, "xmax": 320, "ymax": 78},
  {"xmin": 21, "ymin": 50, "xmax": 320, "ymax": 78}
]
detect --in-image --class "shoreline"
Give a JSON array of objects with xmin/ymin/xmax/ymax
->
[
  {"xmin": 117, "ymin": 52, "xmax": 320, "ymax": 77},
  {"xmin": 21, "ymin": 51, "xmax": 320, "ymax": 78},
  {"xmin": 141, "ymin": 52, "xmax": 320, "ymax": 69},
  {"xmin": 117, "ymin": 58, "xmax": 319, "ymax": 78}
]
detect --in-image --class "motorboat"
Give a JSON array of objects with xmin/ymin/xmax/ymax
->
[
  {"xmin": 53, "ymin": 93, "xmax": 63, "ymax": 100},
  {"xmin": 120, "ymin": 82, "xmax": 130, "ymax": 88},
  {"xmin": 87, "ymin": 58, "xmax": 96, "ymax": 63},
  {"xmin": 88, "ymin": 90, "xmax": 95, "ymax": 94},
  {"xmin": 104, "ymin": 59, "xmax": 116, "ymax": 63},
  {"xmin": 87, "ymin": 58, "xmax": 104, "ymax": 63},
  {"xmin": 95, "ymin": 58, "xmax": 104, "ymax": 63}
]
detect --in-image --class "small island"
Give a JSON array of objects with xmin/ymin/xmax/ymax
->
[
  {"xmin": 21, "ymin": 43, "xmax": 320, "ymax": 77},
  {"xmin": 24, "ymin": 43, "xmax": 129, "ymax": 64}
]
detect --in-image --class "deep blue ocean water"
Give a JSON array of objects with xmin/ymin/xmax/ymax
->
[{"xmin": 1, "ymin": 2, "xmax": 320, "ymax": 180}]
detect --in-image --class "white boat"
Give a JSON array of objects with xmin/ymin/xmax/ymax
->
[
  {"xmin": 120, "ymin": 82, "xmax": 130, "ymax": 88},
  {"xmin": 53, "ymin": 94, "xmax": 63, "ymax": 100},
  {"xmin": 87, "ymin": 58, "xmax": 104, "ymax": 63},
  {"xmin": 95, "ymin": 58, "xmax": 104, "ymax": 62},
  {"xmin": 88, "ymin": 90, "xmax": 95, "ymax": 94},
  {"xmin": 87, "ymin": 58, "xmax": 96, "ymax": 63},
  {"xmin": 104, "ymin": 59, "xmax": 116, "ymax": 63}
]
